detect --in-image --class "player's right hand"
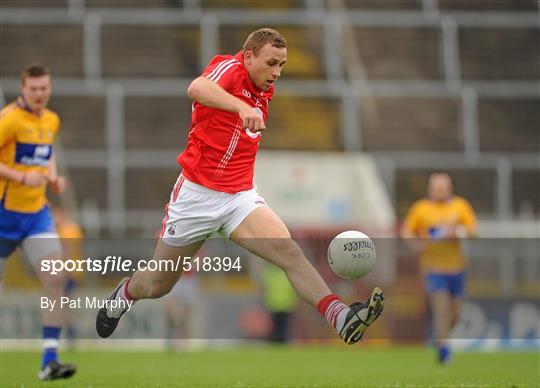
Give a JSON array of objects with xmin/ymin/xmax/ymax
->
[
  {"xmin": 239, "ymin": 106, "xmax": 265, "ymax": 132},
  {"xmin": 22, "ymin": 171, "xmax": 49, "ymax": 187}
]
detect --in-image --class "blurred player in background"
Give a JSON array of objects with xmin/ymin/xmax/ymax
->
[
  {"xmin": 97, "ymin": 28, "xmax": 384, "ymax": 346},
  {"xmin": 0, "ymin": 63, "xmax": 76, "ymax": 380},
  {"xmin": 401, "ymin": 172, "xmax": 477, "ymax": 364},
  {"xmin": 162, "ymin": 269, "xmax": 199, "ymax": 351},
  {"xmin": 53, "ymin": 206, "xmax": 84, "ymax": 348}
]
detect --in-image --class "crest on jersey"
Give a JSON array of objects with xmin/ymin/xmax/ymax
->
[{"xmin": 167, "ymin": 224, "xmax": 176, "ymax": 236}]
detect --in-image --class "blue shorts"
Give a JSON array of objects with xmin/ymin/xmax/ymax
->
[
  {"xmin": 425, "ymin": 272, "xmax": 465, "ymax": 298},
  {"xmin": 0, "ymin": 203, "xmax": 56, "ymax": 257}
]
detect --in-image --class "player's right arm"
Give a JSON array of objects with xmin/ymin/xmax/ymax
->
[
  {"xmin": 400, "ymin": 201, "xmax": 427, "ymax": 251},
  {"xmin": 0, "ymin": 111, "xmax": 49, "ymax": 187},
  {"xmin": 187, "ymin": 76, "xmax": 265, "ymax": 132}
]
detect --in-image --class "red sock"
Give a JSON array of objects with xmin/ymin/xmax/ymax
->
[{"xmin": 317, "ymin": 294, "xmax": 350, "ymax": 332}]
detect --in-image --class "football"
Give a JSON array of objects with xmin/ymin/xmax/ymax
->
[{"xmin": 327, "ymin": 230, "xmax": 376, "ymax": 279}]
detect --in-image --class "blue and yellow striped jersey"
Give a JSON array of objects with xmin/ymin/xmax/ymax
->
[{"xmin": 0, "ymin": 99, "xmax": 60, "ymax": 213}]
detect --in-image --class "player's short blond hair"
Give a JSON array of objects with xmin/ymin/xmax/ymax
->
[
  {"xmin": 21, "ymin": 62, "xmax": 50, "ymax": 84},
  {"xmin": 243, "ymin": 28, "xmax": 287, "ymax": 56}
]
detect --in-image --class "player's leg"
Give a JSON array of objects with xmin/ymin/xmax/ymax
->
[
  {"xmin": 64, "ymin": 277, "xmax": 78, "ymax": 348},
  {"xmin": 95, "ymin": 239, "xmax": 203, "ymax": 338},
  {"xmin": 128, "ymin": 239, "xmax": 204, "ymax": 299},
  {"xmin": 449, "ymin": 272, "xmax": 465, "ymax": 330},
  {"xmin": 0, "ymin": 239, "xmax": 18, "ymax": 287},
  {"xmin": 0, "ymin": 205, "xmax": 22, "ymax": 287},
  {"xmin": 230, "ymin": 206, "xmax": 383, "ymax": 344},
  {"xmin": 164, "ymin": 275, "xmax": 198, "ymax": 350},
  {"xmin": 430, "ymin": 290, "xmax": 451, "ymax": 341},
  {"xmin": 429, "ymin": 289, "xmax": 452, "ymax": 363},
  {"xmin": 163, "ymin": 296, "xmax": 192, "ymax": 351},
  {"xmin": 232, "ymin": 207, "xmax": 330, "ymax": 304},
  {"xmin": 0, "ymin": 258, "xmax": 6, "ymax": 284},
  {"xmin": 163, "ymin": 293, "xmax": 182, "ymax": 350},
  {"xmin": 97, "ymin": 174, "xmax": 214, "ymax": 338},
  {"xmin": 449, "ymin": 296, "xmax": 463, "ymax": 330},
  {"xmin": 23, "ymin": 233, "xmax": 77, "ymax": 380},
  {"xmin": 25, "ymin": 237, "xmax": 65, "ymax": 327},
  {"xmin": 0, "ymin": 257, "xmax": 6, "ymax": 319}
]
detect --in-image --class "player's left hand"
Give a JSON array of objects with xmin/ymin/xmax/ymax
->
[
  {"xmin": 443, "ymin": 223, "xmax": 466, "ymax": 239},
  {"xmin": 49, "ymin": 175, "xmax": 67, "ymax": 194}
]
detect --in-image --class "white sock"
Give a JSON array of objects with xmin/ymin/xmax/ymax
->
[{"xmin": 324, "ymin": 300, "xmax": 350, "ymax": 333}]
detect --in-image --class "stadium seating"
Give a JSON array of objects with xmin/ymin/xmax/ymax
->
[
  {"xmin": 460, "ymin": 28, "xmax": 539, "ymax": 79},
  {"xmin": 126, "ymin": 168, "xmax": 181, "ymax": 210},
  {"xmin": 352, "ymin": 27, "xmax": 441, "ymax": 79},
  {"xmin": 1, "ymin": 0, "xmax": 67, "ymax": 6},
  {"xmin": 361, "ymin": 98, "xmax": 460, "ymax": 150},
  {"xmin": 344, "ymin": 0, "xmax": 421, "ymax": 10},
  {"xmin": 0, "ymin": 0, "xmax": 538, "ymax": 221},
  {"xmin": 478, "ymin": 98, "xmax": 539, "ymax": 151},
  {"xmin": 68, "ymin": 167, "xmax": 108, "ymax": 209},
  {"xmin": 438, "ymin": 0, "xmax": 538, "ymax": 11},
  {"xmin": 52, "ymin": 96, "xmax": 107, "ymax": 149},
  {"xmin": 102, "ymin": 26, "xmax": 200, "ymax": 78},
  {"xmin": 0, "ymin": 25, "xmax": 84, "ymax": 78},
  {"xmin": 124, "ymin": 97, "xmax": 192, "ymax": 149},
  {"xmin": 513, "ymin": 170, "xmax": 540, "ymax": 215}
]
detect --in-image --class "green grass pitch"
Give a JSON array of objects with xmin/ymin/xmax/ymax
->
[{"xmin": 1, "ymin": 346, "xmax": 538, "ymax": 387}]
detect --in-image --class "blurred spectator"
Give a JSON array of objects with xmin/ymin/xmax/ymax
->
[
  {"xmin": 262, "ymin": 262, "xmax": 297, "ymax": 343},
  {"xmin": 162, "ymin": 267, "xmax": 200, "ymax": 351},
  {"xmin": 52, "ymin": 207, "xmax": 84, "ymax": 348}
]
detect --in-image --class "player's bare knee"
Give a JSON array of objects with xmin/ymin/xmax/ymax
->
[{"xmin": 451, "ymin": 307, "xmax": 462, "ymax": 326}]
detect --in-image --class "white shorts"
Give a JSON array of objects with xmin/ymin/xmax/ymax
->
[{"xmin": 160, "ymin": 174, "xmax": 267, "ymax": 247}]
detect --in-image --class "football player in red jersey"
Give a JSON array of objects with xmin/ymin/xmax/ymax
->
[{"xmin": 97, "ymin": 29, "xmax": 384, "ymax": 344}]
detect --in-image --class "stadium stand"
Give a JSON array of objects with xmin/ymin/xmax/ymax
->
[
  {"xmin": 102, "ymin": 26, "xmax": 200, "ymax": 78},
  {"xmin": 438, "ymin": 0, "xmax": 538, "ymax": 11},
  {"xmin": 124, "ymin": 97, "xmax": 191, "ymax": 149},
  {"xmin": 0, "ymin": 25, "xmax": 84, "ymax": 77},
  {"xmin": 0, "ymin": 0, "xmax": 538, "ymax": 224},
  {"xmin": 361, "ymin": 98, "xmax": 461, "ymax": 150},
  {"xmin": 1, "ymin": 0, "xmax": 68, "ymax": 6},
  {"xmin": 478, "ymin": 98, "xmax": 539, "ymax": 151},
  {"xmin": 459, "ymin": 28, "xmax": 539, "ymax": 79},
  {"xmin": 352, "ymin": 27, "xmax": 441, "ymax": 79}
]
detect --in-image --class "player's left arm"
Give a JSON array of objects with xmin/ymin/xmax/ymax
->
[
  {"xmin": 454, "ymin": 198, "xmax": 478, "ymax": 238},
  {"xmin": 459, "ymin": 198, "xmax": 478, "ymax": 237},
  {"xmin": 48, "ymin": 151, "xmax": 67, "ymax": 194}
]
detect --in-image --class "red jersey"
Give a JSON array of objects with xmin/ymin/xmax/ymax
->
[{"xmin": 178, "ymin": 51, "xmax": 274, "ymax": 193}]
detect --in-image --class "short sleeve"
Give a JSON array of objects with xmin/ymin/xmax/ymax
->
[
  {"xmin": 403, "ymin": 201, "xmax": 423, "ymax": 235},
  {"xmin": 203, "ymin": 58, "xmax": 243, "ymax": 92},
  {"xmin": 51, "ymin": 111, "xmax": 61, "ymax": 140},
  {"xmin": 457, "ymin": 197, "xmax": 477, "ymax": 230}
]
